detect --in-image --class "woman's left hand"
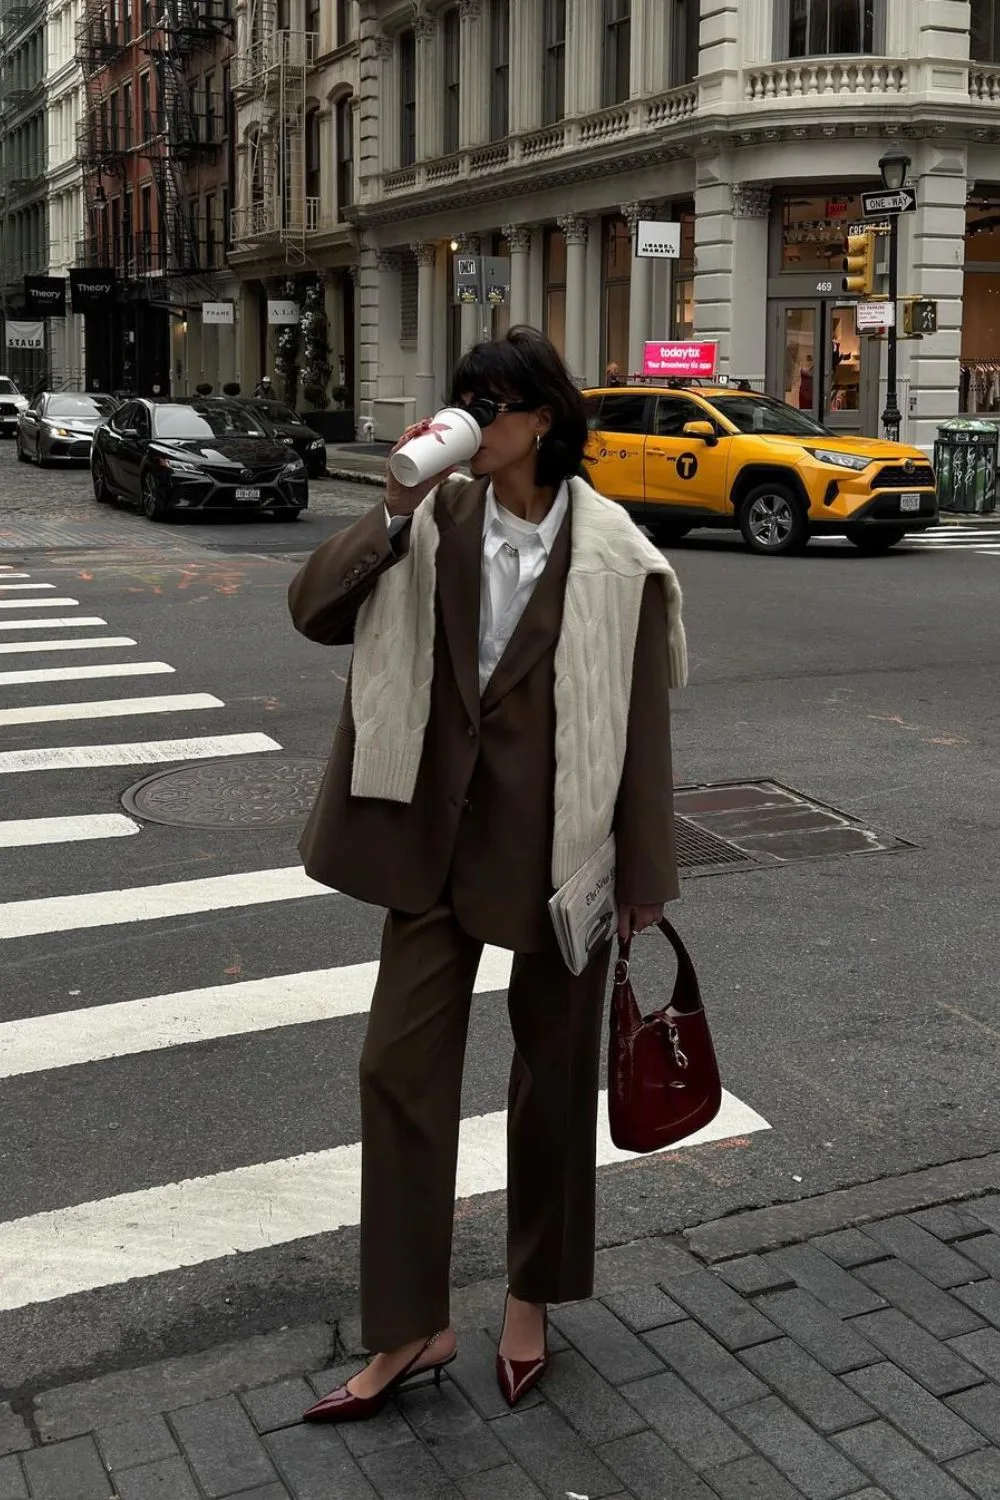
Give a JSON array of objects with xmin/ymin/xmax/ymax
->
[{"xmin": 618, "ymin": 904, "xmax": 664, "ymax": 942}]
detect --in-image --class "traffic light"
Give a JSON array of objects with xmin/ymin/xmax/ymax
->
[{"xmin": 842, "ymin": 232, "xmax": 875, "ymax": 296}]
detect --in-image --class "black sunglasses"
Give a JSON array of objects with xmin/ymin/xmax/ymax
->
[{"xmin": 464, "ymin": 395, "xmax": 533, "ymax": 428}]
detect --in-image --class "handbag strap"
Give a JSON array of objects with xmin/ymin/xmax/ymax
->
[{"xmin": 614, "ymin": 915, "xmax": 702, "ymax": 1015}]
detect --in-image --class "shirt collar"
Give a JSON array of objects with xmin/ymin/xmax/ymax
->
[{"xmin": 483, "ymin": 479, "xmax": 570, "ymax": 561}]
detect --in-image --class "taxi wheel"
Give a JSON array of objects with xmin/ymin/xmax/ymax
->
[
  {"xmin": 739, "ymin": 483, "xmax": 808, "ymax": 556},
  {"xmin": 845, "ymin": 526, "xmax": 906, "ymax": 553}
]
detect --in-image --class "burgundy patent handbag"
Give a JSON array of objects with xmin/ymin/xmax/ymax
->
[{"xmin": 608, "ymin": 917, "xmax": 723, "ymax": 1154}]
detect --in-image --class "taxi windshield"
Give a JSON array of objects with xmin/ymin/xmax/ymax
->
[{"xmin": 709, "ymin": 395, "xmax": 830, "ymax": 437}]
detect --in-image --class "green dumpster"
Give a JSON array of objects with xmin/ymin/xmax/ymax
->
[{"xmin": 934, "ymin": 419, "xmax": 998, "ymax": 514}]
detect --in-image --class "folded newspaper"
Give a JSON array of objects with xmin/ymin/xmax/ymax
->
[{"xmin": 548, "ymin": 835, "xmax": 617, "ymax": 976}]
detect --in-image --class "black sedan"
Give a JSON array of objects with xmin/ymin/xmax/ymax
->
[
  {"xmin": 240, "ymin": 398, "xmax": 328, "ymax": 477},
  {"xmin": 17, "ymin": 392, "xmax": 118, "ymax": 465},
  {"xmin": 90, "ymin": 398, "xmax": 309, "ymax": 522}
]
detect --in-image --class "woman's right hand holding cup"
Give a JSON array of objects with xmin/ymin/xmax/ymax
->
[{"xmin": 385, "ymin": 420, "xmax": 449, "ymax": 517}]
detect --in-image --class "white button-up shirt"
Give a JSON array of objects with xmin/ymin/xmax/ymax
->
[
  {"xmin": 478, "ymin": 481, "xmax": 569, "ymax": 693},
  {"xmin": 383, "ymin": 479, "xmax": 570, "ymax": 696}
]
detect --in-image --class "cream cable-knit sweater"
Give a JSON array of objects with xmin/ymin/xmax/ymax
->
[{"xmin": 351, "ymin": 474, "xmax": 687, "ymax": 888}]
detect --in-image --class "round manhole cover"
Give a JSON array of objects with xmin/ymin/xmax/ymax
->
[{"xmin": 122, "ymin": 756, "xmax": 326, "ymax": 829}]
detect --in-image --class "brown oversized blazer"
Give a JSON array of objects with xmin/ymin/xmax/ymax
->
[{"xmin": 287, "ymin": 476, "xmax": 679, "ymax": 953}]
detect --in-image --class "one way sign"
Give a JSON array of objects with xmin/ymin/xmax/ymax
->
[{"xmin": 861, "ymin": 187, "xmax": 916, "ymax": 216}]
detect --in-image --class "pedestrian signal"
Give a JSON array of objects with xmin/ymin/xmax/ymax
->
[
  {"xmin": 903, "ymin": 298, "xmax": 938, "ymax": 336},
  {"xmin": 842, "ymin": 233, "xmax": 875, "ymax": 296}
]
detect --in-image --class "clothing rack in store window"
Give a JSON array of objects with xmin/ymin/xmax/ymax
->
[{"xmin": 960, "ymin": 359, "xmax": 1000, "ymax": 414}]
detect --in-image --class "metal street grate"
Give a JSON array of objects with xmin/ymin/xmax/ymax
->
[{"xmin": 675, "ymin": 816, "xmax": 756, "ymax": 875}]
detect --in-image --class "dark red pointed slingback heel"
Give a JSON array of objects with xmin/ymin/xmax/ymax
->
[{"xmin": 303, "ymin": 1331, "xmax": 456, "ymax": 1424}]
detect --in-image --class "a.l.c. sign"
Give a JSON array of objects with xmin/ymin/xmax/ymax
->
[{"xmin": 642, "ymin": 341, "xmax": 718, "ymax": 379}]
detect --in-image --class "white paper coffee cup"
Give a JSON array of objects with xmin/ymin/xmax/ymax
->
[{"xmin": 388, "ymin": 406, "xmax": 482, "ymax": 487}]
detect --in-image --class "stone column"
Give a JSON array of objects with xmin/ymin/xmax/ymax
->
[
  {"xmin": 565, "ymin": 0, "xmax": 602, "ymax": 115},
  {"xmin": 358, "ymin": 246, "xmax": 386, "ymax": 420},
  {"xmin": 621, "ymin": 201, "xmax": 652, "ymax": 378},
  {"xmin": 509, "ymin": 0, "xmax": 542, "ymax": 131},
  {"xmin": 415, "ymin": 12, "xmax": 442, "ymax": 161},
  {"xmin": 558, "ymin": 214, "xmax": 588, "ymax": 382},
  {"xmin": 728, "ymin": 183, "xmax": 770, "ymax": 383},
  {"xmin": 412, "ymin": 241, "xmax": 437, "ymax": 418},
  {"xmin": 693, "ymin": 159, "xmax": 769, "ymax": 383},
  {"xmin": 503, "ymin": 224, "xmax": 533, "ymax": 326},
  {"xmin": 459, "ymin": 0, "xmax": 489, "ymax": 147},
  {"xmin": 454, "ymin": 233, "xmax": 481, "ymax": 353},
  {"xmin": 905, "ymin": 142, "xmax": 966, "ymax": 451}
]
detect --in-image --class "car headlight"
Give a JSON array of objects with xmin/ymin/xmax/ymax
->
[
  {"xmin": 155, "ymin": 456, "xmax": 201, "ymax": 472},
  {"xmin": 14, "ymin": 397, "xmax": 28, "ymax": 410},
  {"xmin": 807, "ymin": 448, "xmax": 874, "ymax": 472},
  {"xmin": 310, "ymin": 438, "xmax": 325, "ymax": 449},
  {"xmin": 282, "ymin": 456, "xmax": 306, "ymax": 474},
  {"xmin": 47, "ymin": 425, "xmax": 71, "ymax": 438},
  {"xmin": 281, "ymin": 435, "xmax": 295, "ymax": 445}
]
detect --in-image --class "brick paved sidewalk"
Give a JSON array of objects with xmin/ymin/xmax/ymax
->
[{"xmin": 6, "ymin": 1166, "xmax": 1000, "ymax": 1499}]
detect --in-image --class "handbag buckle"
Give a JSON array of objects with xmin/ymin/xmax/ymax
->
[
  {"xmin": 613, "ymin": 958, "xmax": 629, "ymax": 985},
  {"xmin": 666, "ymin": 1021, "xmax": 689, "ymax": 1070}
]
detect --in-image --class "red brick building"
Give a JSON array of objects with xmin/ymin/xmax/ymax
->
[{"xmin": 76, "ymin": 0, "xmax": 233, "ymax": 394}]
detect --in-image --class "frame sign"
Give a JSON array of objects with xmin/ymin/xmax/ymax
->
[
  {"xmin": 856, "ymin": 300, "xmax": 895, "ymax": 331},
  {"xmin": 642, "ymin": 341, "xmax": 718, "ymax": 378},
  {"xmin": 202, "ymin": 301, "xmax": 234, "ymax": 325},
  {"xmin": 861, "ymin": 188, "xmax": 916, "ymax": 216},
  {"xmin": 634, "ymin": 221, "xmax": 681, "ymax": 259}
]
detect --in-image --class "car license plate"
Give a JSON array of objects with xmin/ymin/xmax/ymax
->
[
  {"xmin": 899, "ymin": 493, "xmax": 921, "ymax": 512},
  {"xmin": 235, "ymin": 487, "xmax": 261, "ymax": 502}
]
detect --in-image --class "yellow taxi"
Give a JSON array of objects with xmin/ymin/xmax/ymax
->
[{"xmin": 583, "ymin": 384, "xmax": 938, "ymax": 555}]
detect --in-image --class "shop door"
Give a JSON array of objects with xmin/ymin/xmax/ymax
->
[{"xmin": 769, "ymin": 300, "xmax": 878, "ymax": 437}]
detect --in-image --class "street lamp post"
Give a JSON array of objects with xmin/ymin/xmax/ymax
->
[{"xmin": 878, "ymin": 145, "xmax": 911, "ymax": 443}]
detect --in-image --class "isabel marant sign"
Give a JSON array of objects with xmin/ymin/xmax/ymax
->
[
  {"xmin": 5, "ymin": 320, "xmax": 45, "ymax": 350},
  {"xmin": 202, "ymin": 301, "xmax": 235, "ymax": 325}
]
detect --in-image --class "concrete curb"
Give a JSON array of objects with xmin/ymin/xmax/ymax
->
[
  {"xmin": 685, "ymin": 1150, "xmax": 1000, "ymax": 1262},
  {"xmin": 322, "ymin": 466, "xmax": 385, "ymax": 487}
]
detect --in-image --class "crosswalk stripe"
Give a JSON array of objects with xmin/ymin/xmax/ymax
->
[
  {"xmin": 0, "ymin": 636, "xmax": 137, "ymax": 656},
  {"xmin": 0, "ymin": 660, "xmax": 174, "ymax": 687},
  {"xmin": 0, "ymin": 1089, "xmax": 770, "ymax": 1312},
  {"xmin": 0, "ymin": 813, "xmax": 140, "ymax": 851},
  {"xmin": 0, "ymin": 598, "xmax": 80, "ymax": 609},
  {"xmin": 0, "ymin": 572, "xmax": 30, "ymax": 578},
  {"xmin": 0, "ymin": 948, "xmax": 515, "ymax": 1078},
  {"xmin": 0, "ymin": 731, "xmax": 281, "ymax": 778},
  {"xmin": 0, "ymin": 582, "xmax": 54, "ymax": 590},
  {"xmin": 0, "ymin": 691, "xmax": 224, "ymax": 727},
  {"xmin": 0, "ymin": 616, "xmax": 107, "ymax": 631},
  {"xmin": 0, "ymin": 860, "xmax": 325, "ymax": 940}
]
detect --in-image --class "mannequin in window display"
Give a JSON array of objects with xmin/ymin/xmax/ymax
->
[{"xmin": 798, "ymin": 355, "xmax": 814, "ymax": 410}]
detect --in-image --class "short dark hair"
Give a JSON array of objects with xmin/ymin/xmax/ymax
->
[{"xmin": 449, "ymin": 325, "xmax": 589, "ymax": 488}]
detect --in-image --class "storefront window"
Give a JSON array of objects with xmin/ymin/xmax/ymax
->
[
  {"xmin": 783, "ymin": 307, "xmax": 817, "ymax": 411},
  {"xmin": 544, "ymin": 227, "xmax": 566, "ymax": 356},
  {"xmin": 826, "ymin": 306, "xmax": 860, "ymax": 413},
  {"xmin": 671, "ymin": 208, "xmax": 694, "ymax": 338},
  {"xmin": 602, "ymin": 216, "xmax": 630, "ymax": 378},
  {"xmin": 781, "ymin": 193, "xmax": 863, "ymax": 273},
  {"xmin": 962, "ymin": 195, "xmax": 1000, "ymax": 412}
]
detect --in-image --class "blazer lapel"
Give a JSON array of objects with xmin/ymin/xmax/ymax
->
[
  {"xmin": 435, "ymin": 477, "xmax": 487, "ymax": 727},
  {"xmin": 481, "ymin": 505, "xmax": 571, "ymax": 713}
]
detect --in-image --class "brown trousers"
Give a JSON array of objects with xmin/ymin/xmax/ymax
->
[{"xmin": 359, "ymin": 902, "xmax": 612, "ymax": 1351}]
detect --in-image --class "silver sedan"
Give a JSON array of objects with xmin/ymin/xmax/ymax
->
[{"xmin": 16, "ymin": 392, "xmax": 119, "ymax": 466}]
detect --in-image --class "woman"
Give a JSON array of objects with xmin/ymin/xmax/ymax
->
[{"xmin": 288, "ymin": 327, "xmax": 685, "ymax": 1423}]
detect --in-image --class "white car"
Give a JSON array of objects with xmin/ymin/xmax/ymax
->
[{"xmin": 0, "ymin": 377, "xmax": 29, "ymax": 436}]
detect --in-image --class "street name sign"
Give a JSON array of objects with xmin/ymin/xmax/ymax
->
[{"xmin": 861, "ymin": 188, "xmax": 916, "ymax": 215}]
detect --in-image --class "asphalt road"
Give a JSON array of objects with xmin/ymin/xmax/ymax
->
[{"xmin": 2, "ymin": 441, "xmax": 999, "ymax": 1402}]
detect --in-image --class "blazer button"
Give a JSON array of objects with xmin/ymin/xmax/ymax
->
[
  {"xmin": 367, "ymin": 551, "xmax": 379, "ymax": 564},
  {"xmin": 467, "ymin": 724, "xmax": 477, "ymax": 739}
]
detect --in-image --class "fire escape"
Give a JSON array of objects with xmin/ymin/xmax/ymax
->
[
  {"xmin": 231, "ymin": 0, "xmax": 309, "ymax": 262},
  {"xmin": 148, "ymin": 0, "xmax": 233, "ymax": 285}
]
